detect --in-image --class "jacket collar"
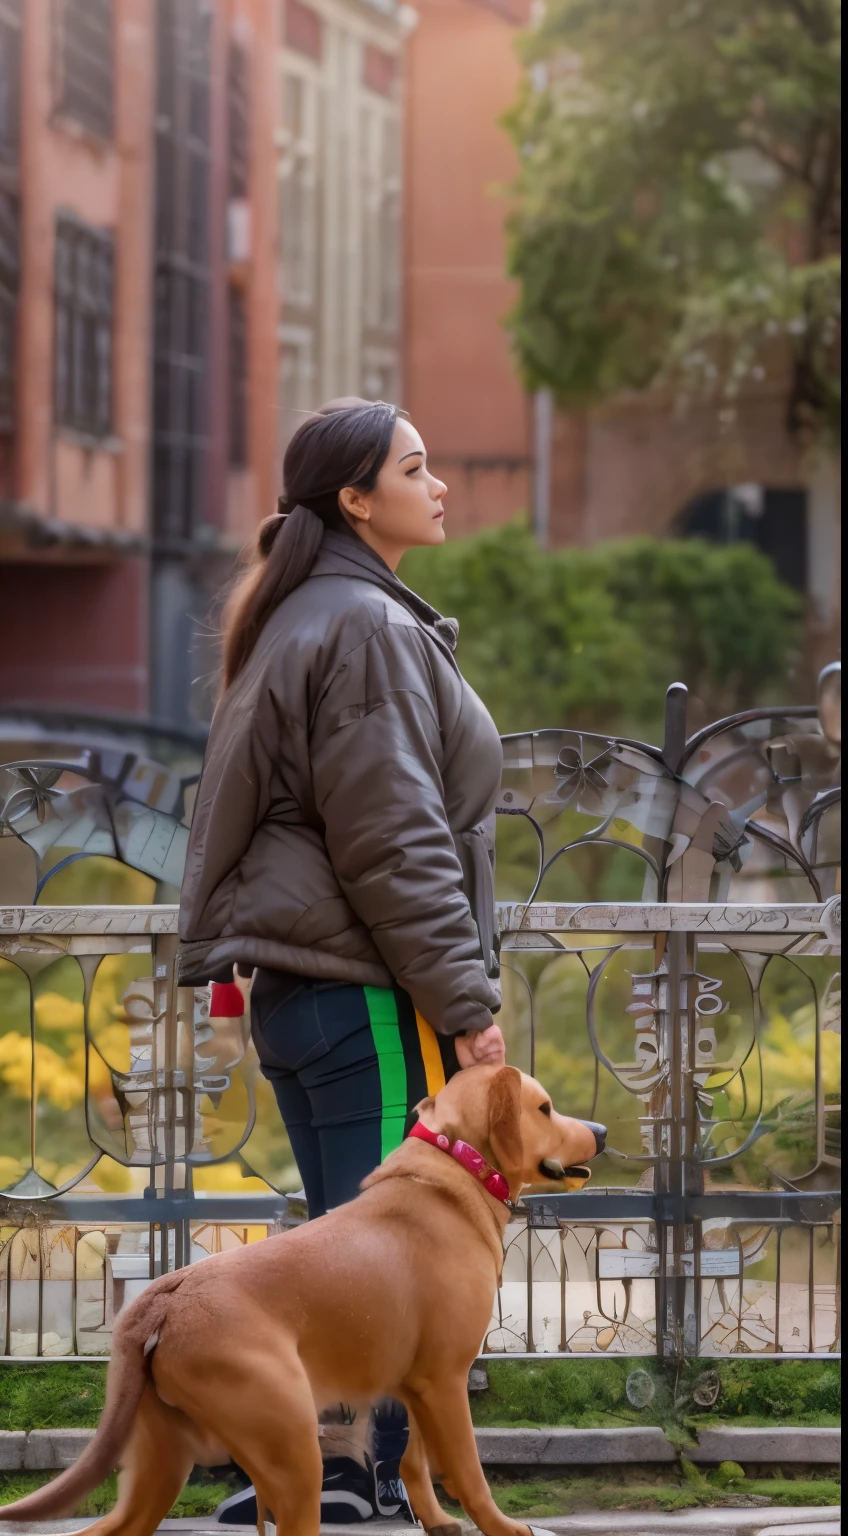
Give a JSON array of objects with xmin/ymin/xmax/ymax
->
[{"xmin": 310, "ymin": 528, "xmax": 459, "ymax": 654}]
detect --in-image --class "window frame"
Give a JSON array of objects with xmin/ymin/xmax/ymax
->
[
  {"xmin": 0, "ymin": 0, "xmax": 22, "ymax": 169},
  {"xmin": 51, "ymin": 0, "xmax": 115, "ymax": 143},
  {"xmin": 228, "ymin": 284, "xmax": 248, "ymax": 468},
  {"xmin": 53, "ymin": 212, "xmax": 115, "ymax": 441},
  {"xmin": 277, "ymin": 52, "xmax": 322, "ymax": 314}
]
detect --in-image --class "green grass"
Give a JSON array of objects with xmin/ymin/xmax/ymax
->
[
  {"xmin": 0, "ymin": 1469, "xmax": 236, "ymax": 1515},
  {"xmin": 439, "ymin": 1469, "xmax": 841, "ymax": 1518},
  {"xmin": 2, "ymin": 1467, "xmax": 839, "ymax": 1519},
  {"xmin": 0, "ymin": 1359, "xmax": 839, "ymax": 1439},
  {"xmin": 0, "ymin": 1359, "xmax": 839, "ymax": 1521},
  {"xmin": 0, "ymin": 1362, "xmax": 107, "ymax": 1432},
  {"xmin": 470, "ymin": 1358, "xmax": 842, "ymax": 1433}
]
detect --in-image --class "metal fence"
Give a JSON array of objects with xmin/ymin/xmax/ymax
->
[{"xmin": 0, "ymin": 675, "xmax": 841, "ymax": 1359}]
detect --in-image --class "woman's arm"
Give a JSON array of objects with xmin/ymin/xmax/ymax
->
[{"xmin": 310, "ymin": 622, "xmax": 500, "ymax": 1039}]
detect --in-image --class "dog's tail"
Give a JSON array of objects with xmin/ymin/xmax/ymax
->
[{"xmin": 0, "ymin": 1269, "xmax": 188, "ymax": 1519}]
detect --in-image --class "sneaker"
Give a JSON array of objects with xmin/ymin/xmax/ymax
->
[
  {"xmin": 320, "ymin": 1454, "xmax": 376, "ymax": 1523},
  {"xmin": 213, "ymin": 1483, "xmax": 271, "ymax": 1526},
  {"xmin": 372, "ymin": 1454, "xmax": 416, "ymax": 1523},
  {"xmin": 213, "ymin": 1456, "xmax": 378, "ymax": 1526},
  {"xmin": 370, "ymin": 1397, "xmax": 415, "ymax": 1523}
]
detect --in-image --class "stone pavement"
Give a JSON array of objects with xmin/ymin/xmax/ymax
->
[{"xmin": 0, "ymin": 1511, "xmax": 840, "ymax": 1535}]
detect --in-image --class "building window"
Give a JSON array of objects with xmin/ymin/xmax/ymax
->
[
  {"xmin": 0, "ymin": 189, "xmax": 18, "ymax": 429},
  {"xmin": 284, "ymin": 0, "xmax": 322, "ymax": 62},
  {"xmin": 279, "ymin": 67, "xmax": 320, "ymax": 311},
  {"xmin": 0, "ymin": 0, "xmax": 22, "ymax": 166},
  {"xmin": 54, "ymin": 216, "xmax": 114, "ymax": 438},
  {"xmin": 360, "ymin": 100, "xmax": 401, "ymax": 335},
  {"xmin": 674, "ymin": 486, "xmax": 809, "ymax": 592},
  {"xmin": 362, "ymin": 348, "xmax": 397, "ymax": 406},
  {"xmin": 152, "ymin": 0, "xmax": 211, "ymax": 544},
  {"xmin": 228, "ymin": 41, "xmax": 250, "ymax": 199},
  {"xmin": 52, "ymin": 0, "xmax": 114, "ymax": 141},
  {"xmin": 279, "ymin": 327, "xmax": 315, "ymax": 418},
  {"xmin": 229, "ymin": 286, "xmax": 247, "ymax": 466},
  {"xmin": 362, "ymin": 45, "xmax": 396, "ymax": 99}
]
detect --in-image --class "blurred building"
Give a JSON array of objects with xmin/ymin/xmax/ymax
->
[
  {"xmin": 400, "ymin": 0, "xmax": 840, "ymax": 659},
  {"xmin": 0, "ymin": 0, "xmax": 277, "ymax": 724},
  {"xmin": 402, "ymin": 0, "xmax": 533, "ymax": 533},
  {"xmin": 276, "ymin": 0, "xmax": 408, "ymax": 427},
  {"xmin": 542, "ymin": 390, "xmax": 841, "ymax": 667}
]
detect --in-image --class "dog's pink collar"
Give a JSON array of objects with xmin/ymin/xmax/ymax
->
[{"xmin": 407, "ymin": 1121, "xmax": 511, "ymax": 1205}]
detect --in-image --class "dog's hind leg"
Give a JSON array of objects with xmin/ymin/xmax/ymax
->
[
  {"xmin": 405, "ymin": 1377, "xmax": 531, "ymax": 1536},
  {"xmin": 62, "ymin": 1383, "xmax": 195, "ymax": 1536},
  {"xmin": 398, "ymin": 1404, "xmax": 462, "ymax": 1536},
  {"xmin": 199, "ymin": 1348, "xmax": 323, "ymax": 1536}
]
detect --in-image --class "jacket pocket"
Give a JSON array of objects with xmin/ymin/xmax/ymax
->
[{"xmin": 455, "ymin": 823, "xmax": 499, "ymax": 978}]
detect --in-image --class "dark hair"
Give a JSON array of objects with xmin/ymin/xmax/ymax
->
[{"xmin": 220, "ymin": 398, "xmax": 398, "ymax": 689}]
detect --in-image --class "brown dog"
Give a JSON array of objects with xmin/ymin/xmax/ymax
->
[{"xmin": 2, "ymin": 1065, "xmax": 604, "ymax": 1536}]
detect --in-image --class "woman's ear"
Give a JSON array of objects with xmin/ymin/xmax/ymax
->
[
  {"xmin": 487, "ymin": 1066, "xmax": 524, "ymax": 1170},
  {"xmin": 339, "ymin": 485, "xmax": 371, "ymax": 523}
]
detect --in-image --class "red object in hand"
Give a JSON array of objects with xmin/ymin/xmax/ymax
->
[{"xmin": 209, "ymin": 981, "xmax": 245, "ymax": 1017}]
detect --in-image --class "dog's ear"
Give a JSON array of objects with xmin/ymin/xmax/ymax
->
[{"xmin": 488, "ymin": 1066, "xmax": 523, "ymax": 1170}]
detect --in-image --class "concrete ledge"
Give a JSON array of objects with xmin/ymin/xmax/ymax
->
[
  {"xmin": 22, "ymin": 1428, "xmax": 96, "ymax": 1470},
  {"xmin": 0, "ymin": 1423, "xmax": 840, "ymax": 1473},
  {"xmin": 474, "ymin": 1426, "xmax": 678, "ymax": 1464},
  {"xmin": 0, "ymin": 1427, "xmax": 95, "ymax": 1471},
  {"xmin": 0, "ymin": 1432, "xmax": 26, "ymax": 1471},
  {"xmin": 689, "ymin": 1427, "xmax": 841, "ymax": 1465}
]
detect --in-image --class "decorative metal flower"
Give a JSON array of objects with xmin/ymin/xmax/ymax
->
[
  {"xmin": 0, "ymin": 766, "xmax": 64, "ymax": 834},
  {"xmin": 711, "ymin": 817, "xmax": 748, "ymax": 871},
  {"xmin": 554, "ymin": 744, "xmax": 611, "ymax": 801}
]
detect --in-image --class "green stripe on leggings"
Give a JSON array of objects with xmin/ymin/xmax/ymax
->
[{"xmin": 364, "ymin": 986, "xmax": 409, "ymax": 1161}]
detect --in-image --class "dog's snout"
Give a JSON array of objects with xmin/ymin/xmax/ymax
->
[{"xmin": 585, "ymin": 1120, "xmax": 607, "ymax": 1155}]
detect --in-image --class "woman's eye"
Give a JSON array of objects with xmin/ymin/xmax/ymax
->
[{"xmin": 405, "ymin": 464, "xmax": 421, "ymax": 476}]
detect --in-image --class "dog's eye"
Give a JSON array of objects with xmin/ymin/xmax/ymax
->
[{"xmin": 539, "ymin": 1102, "xmax": 552, "ymax": 1117}]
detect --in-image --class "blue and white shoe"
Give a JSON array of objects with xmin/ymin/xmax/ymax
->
[
  {"xmin": 371, "ymin": 1396, "xmax": 416, "ymax": 1523},
  {"xmin": 320, "ymin": 1455, "xmax": 377, "ymax": 1522},
  {"xmin": 213, "ymin": 1483, "xmax": 270, "ymax": 1525},
  {"xmin": 213, "ymin": 1456, "xmax": 377, "ymax": 1525},
  {"xmin": 372, "ymin": 1456, "xmax": 416, "ymax": 1523}
]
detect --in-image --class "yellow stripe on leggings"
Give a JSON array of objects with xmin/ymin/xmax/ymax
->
[{"xmin": 415, "ymin": 1011, "xmax": 447, "ymax": 1097}]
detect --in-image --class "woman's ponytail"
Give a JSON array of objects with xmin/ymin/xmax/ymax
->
[
  {"xmin": 219, "ymin": 397, "xmax": 398, "ymax": 692},
  {"xmin": 220, "ymin": 502, "xmax": 324, "ymax": 690}
]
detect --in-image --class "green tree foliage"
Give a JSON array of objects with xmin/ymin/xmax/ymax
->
[
  {"xmin": 401, "ymin": 523, "xmax": 802, "ymax": 741},
  {"xmin": 504, "ymin": 0, "xmax": 841, "ymax": 444}
]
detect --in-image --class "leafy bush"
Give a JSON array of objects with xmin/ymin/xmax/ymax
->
[{"xmin": 401, "ymin": 525, "xmax": 803, "ymax": 741}]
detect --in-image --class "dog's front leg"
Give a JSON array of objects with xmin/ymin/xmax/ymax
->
[
  {"xmin": 405, "ymin": 1379, "xmax": 531, "ymax": 1536},
  {"xmin": 399, "ymin": 1405, "xmax": 462, "ymax": 1536}
]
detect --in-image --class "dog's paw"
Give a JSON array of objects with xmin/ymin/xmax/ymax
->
[{"xmin": 428, "ymin": 1523, "xmax": 463, "ymax": 1536}]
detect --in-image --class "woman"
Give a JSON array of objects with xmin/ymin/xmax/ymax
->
[{"xmin": 178, "ymin": 398, "xmax": 506, "ymax": 1525}]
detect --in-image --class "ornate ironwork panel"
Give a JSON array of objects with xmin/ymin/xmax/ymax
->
[{"xmin": 0, "ymin": 675, "xmax": 840, "ymax": 1358}]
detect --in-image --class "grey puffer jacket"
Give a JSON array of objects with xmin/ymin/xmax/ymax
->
[{"xmin": 178, "ymin": 528, "xmax": 503, "ymax": 1037}]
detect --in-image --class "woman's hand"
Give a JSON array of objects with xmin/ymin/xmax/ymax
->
[{"xmin": 454, "ymin": 1022, "xmax": 506, "ymax": 1070}]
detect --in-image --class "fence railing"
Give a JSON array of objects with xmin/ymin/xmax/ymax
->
[
  {"xmin": 0, "ymin": 896, "xmax": 839, "ymax": 1360},
  {"xmin": 0, "ymin": 673, "xmax": 840, "ymax": 1358}
]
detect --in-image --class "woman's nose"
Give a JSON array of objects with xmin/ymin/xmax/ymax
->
[{"xmin": 584, "ymin": 1121, "xmax": 607, "ymax": 1155}]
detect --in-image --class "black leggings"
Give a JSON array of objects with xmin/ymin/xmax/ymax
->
[{"xmin": 251, "ymin": 973, "xmax": 458, "ymax": 1217}]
